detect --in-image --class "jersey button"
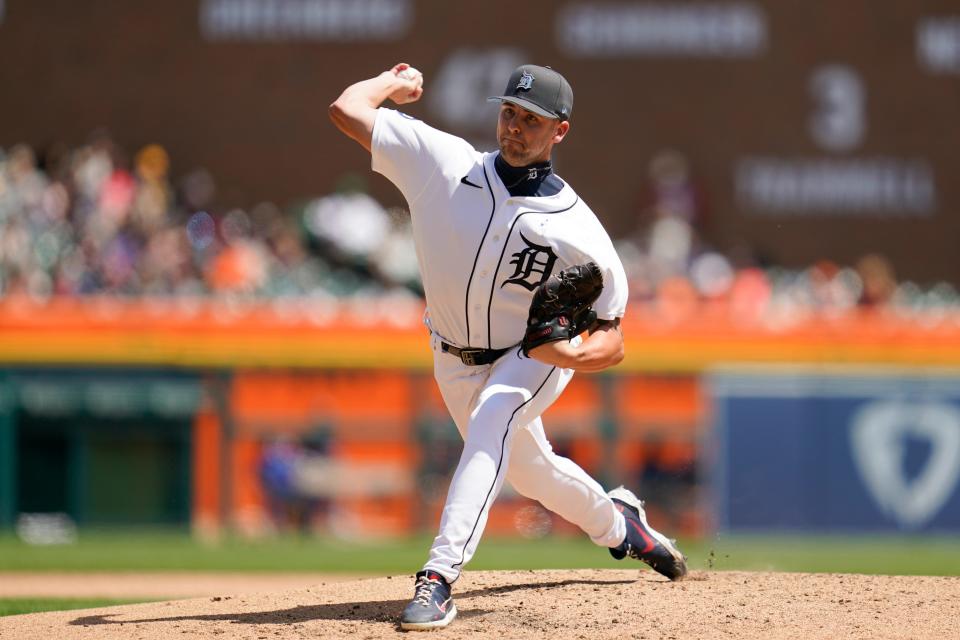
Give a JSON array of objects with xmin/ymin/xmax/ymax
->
[
  {"xmin": 480, "ymin": 270, "xmax": 488, "ymax": 277},
  {"xmin": 492, "ymin": 235, "xmax": 500, "ymax": 242}
]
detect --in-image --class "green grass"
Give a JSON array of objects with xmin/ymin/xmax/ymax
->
[
  {"xmin": 0, "ymin": 530, "xmax": 958, "ymax": 576},
  {"xmin": 695, "ymin": 534, "xmax": 960, "ymax": 575},
  {"xmin": 0, "ymin": 598, "xmax": 149, "ymax": 617}
]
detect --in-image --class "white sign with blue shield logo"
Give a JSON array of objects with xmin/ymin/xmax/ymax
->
[
  {"xmin": 850, "ymin": 400, "xmax": 960, "ymax": 529},
  {"xmin": 710, "ymin": 368, "xmax": 960, "ymax": 532}
]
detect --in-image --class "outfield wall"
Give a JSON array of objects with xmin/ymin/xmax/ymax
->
[
  {"xmin": 709, "ymin": 367, "xmax": 960, "ymax": 533},
  {"xmin": 3, "ymin": 298, "xmax": 960, "ymax": 537}
]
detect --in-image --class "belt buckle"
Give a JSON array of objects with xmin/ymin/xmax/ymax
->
[{"xmin": 460, "ymin": 349, "xmax": 481, "ymax": 366}]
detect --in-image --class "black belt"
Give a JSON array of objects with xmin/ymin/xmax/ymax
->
[{"xmin": 441, "ymin": 342, "xmax": 512, "ymax": 366}]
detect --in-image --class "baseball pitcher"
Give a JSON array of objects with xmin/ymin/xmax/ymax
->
[{"xmin": 329, "ymin": 62, "xmax": 687, "ymax": 631}]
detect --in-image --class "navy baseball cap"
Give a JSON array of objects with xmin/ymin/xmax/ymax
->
[{"xmin": 488, "ymin": 65, "xmax": 573, "ymax": 121}]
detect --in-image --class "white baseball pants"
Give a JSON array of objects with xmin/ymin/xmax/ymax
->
[{"xmin": 422, "ymin": 331, "xmax": 626, "ymax": 583}]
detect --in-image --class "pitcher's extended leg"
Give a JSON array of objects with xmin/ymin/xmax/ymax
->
[
  {"xmin": 424, "ymin": 359, "xmax": 569, "ymax": 583},
  {"xmin": 505, "ymin": 418, "xmax": 625, "ymax": 548}
]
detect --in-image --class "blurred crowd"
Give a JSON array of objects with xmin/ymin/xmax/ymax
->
[
  {"xmin": 619, "ymin": 149, "xmax": 960, "ymax": 325},
  {"xmin": 1, "ymin": 137, "xmax": 957, "ymax": 323},
  {"xmin": 0, "ymin": 134, "xmax": 420, "ymax": 303}
]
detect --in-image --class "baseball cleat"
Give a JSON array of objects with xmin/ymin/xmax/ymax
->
[
  {"xmin": 608, "ymin": 486, "xmax": 688, "ymax": 581},
  {"xmin": 400, "ymin": 570, "xmax": 458, "ymax": 631}
]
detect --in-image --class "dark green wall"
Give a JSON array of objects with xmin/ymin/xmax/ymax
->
[{"xmin": 3, "ymin": 370, "xmax": 200, "ymax": 528}]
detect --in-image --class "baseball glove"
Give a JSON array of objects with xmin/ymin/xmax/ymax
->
[{"xmin": 522, "ymin": 262, "xmax": 604, "ymax": 357}]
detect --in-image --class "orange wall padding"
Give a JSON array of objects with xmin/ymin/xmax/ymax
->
[
  {"xmin": 615, "ymin": 376, "xmax": 704, "ymax": 428},
  {"xmin": 231, "ymin": 371, "xmax": 416, "ymax": 438},
  {"xmin": 192, "ymin": 407, "xmax": 221, "ymax": 531},
  {"xmin": 4, "ymin": 297, "xmax": 960, "ymax": 371},
  {"xmin": 232, "ymin": 437, "xmax": 265, "ymax": 518}
]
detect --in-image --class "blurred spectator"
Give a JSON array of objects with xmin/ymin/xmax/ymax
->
[
  {"xmin": 689, "ymin": 251, "xmax": 734, "ymax": 300},
  {"xmin": 259, "ymin": 437, "xmax": 324, "ymax": 534},
  {"xmin": 132, "ymin": 144, "xmax": 172, "ymax": 235},
  {"xmin": 856, "ymin": 253, "xmax": 896, "ymax": 308},
  {"xmin": 370, "ymin": 212, "xmax": 422, "ymax": 295},
  {"xmin": 635, "ymin": 149, "xmax": 709, "ymax": 283},
  {"xmin": 641, "ymin": 149, "xmax": 706, "ymax": 228},
  {"xmin": 303, "ymin": 173, "xmax": 424, "ymax": 296},
  {"xmin": 727, "ymin": 267, "xmax": 772, "ymax": 322},
  {"xmin": 304, "ymin": 173, "xmax": 391, "ymax": 264}
]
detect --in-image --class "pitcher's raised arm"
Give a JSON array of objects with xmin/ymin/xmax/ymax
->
[{"xmin": 328, "ymin": 63, "xmax": 423, "ymax": 152}]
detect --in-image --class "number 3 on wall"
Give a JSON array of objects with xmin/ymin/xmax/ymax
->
[{"xmin": 808, "ymin": 65, "xmax": 866, "ymax": 152}]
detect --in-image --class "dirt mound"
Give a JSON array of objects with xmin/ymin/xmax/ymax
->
[
  {"xmin": 2, "ymin": 569, "xmax": 958, "ymax": 639},
  {"xmin": 0, "ymin": 572, "xmax": 361, "ymax": 599}
]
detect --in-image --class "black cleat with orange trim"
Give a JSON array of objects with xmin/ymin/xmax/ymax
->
[
  {"xmin": 608, "ymin": 486, "xmax": 688, "ymax": 581},
  {"xmin": 400, "ymin": 570, "xmax": 458, "ymax": 631}
]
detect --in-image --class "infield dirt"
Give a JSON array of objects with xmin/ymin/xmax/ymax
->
[{"xmin": 1, "ymin": 569, "xmax": 958, "ymax": 639}]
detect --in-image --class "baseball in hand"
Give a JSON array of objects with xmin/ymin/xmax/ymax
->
[{"xmin": 398, "ymin": 67, "xmax": 421, "ymax": 81}]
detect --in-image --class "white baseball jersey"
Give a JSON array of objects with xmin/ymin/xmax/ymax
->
[
  {"xmin": 370, "ymin": 107, "xmax": 629, "ymax": 584},
  {"xmin": 371, "ymin": 108, "xmax": 628, "ymax": 349}
]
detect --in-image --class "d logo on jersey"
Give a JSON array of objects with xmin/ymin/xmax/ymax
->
[
  {"xmin": 517, "ymin": 71, "xmax": 534, "ymax": 91},
  {"xmin": 501, "ymin": 231, "xmax": 557, "ymax": 291}
]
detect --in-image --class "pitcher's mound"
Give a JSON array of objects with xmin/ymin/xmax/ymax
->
[{"xmin": 3, "ymin": 569, "xmax": 959, "ymax": 639}]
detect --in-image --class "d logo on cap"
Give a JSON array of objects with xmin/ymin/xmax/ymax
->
[{"xmin": 489, "ymin": 64, "xmax": 574, "ymax": 121}]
